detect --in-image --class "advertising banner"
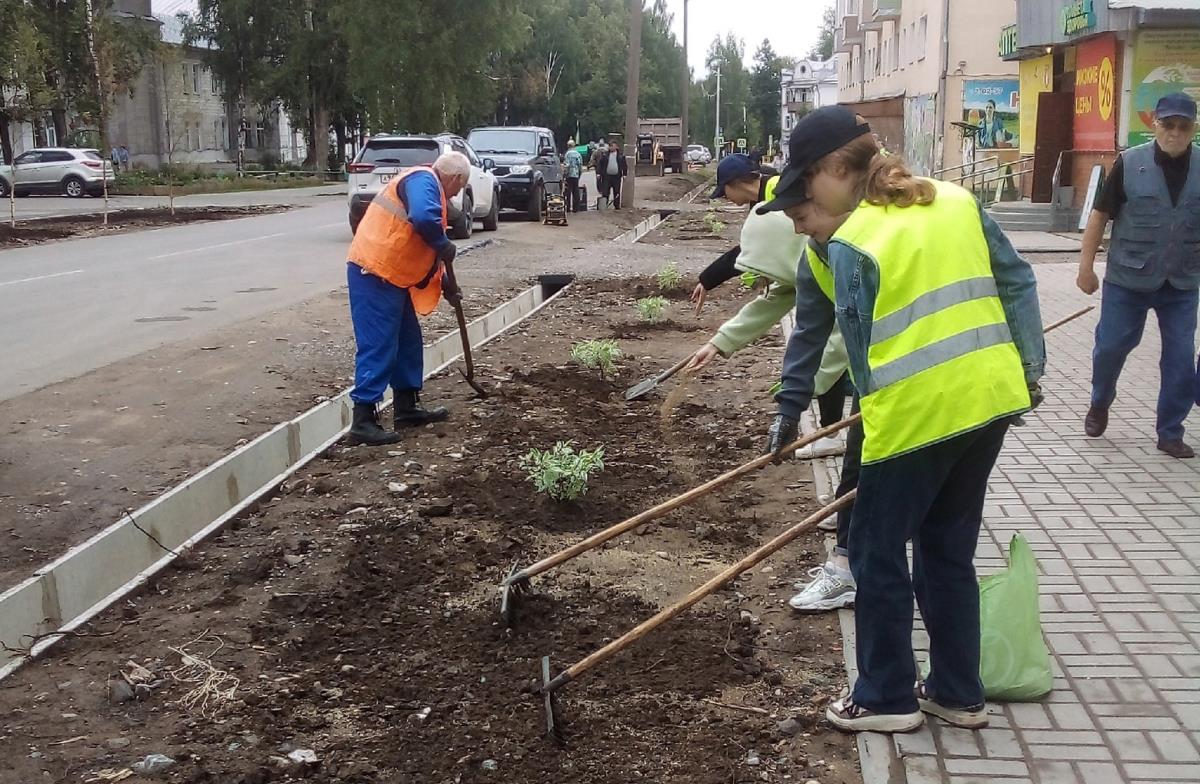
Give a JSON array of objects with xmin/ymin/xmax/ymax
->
[
  {"xmin": 964, "ymin": 80, "xmax": 1020, "ymax": 150},
  {"xmin": 1129, "ymin": 30, "xmax": 1200, "ymax": 147},
  {"xmin": 1074, "ymin": 34, "xmax": 1117, "ymax": 151}
]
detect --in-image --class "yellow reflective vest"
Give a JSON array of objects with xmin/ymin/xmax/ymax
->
[{"xmin": 807, "ymin": 179, "xmax": 1029, "ymax": 463}]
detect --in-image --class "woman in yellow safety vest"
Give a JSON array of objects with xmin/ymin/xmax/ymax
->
[{"xmin": 758, "ymin": 107, "xmax": 1045, "ymax": 734}]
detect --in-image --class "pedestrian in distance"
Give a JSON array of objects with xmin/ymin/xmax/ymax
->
[
  {"xmin": 563, "ymin": 138, "xmax": 583, "ymax": 213},
  {"xmin": 591, "ymin": 138, "xmax": 608, "ymax": 204},
  {"xmin": 1076, "ymin": 92, "xmax": 1200, "ymax": 459},
  {"xmin": 343, "ymin": 151, "xmax": 470, "ymax": 446},
  {"xmin": 110, "ymin": 146, "xmax": 121, "ymax": 172},
  {"xmin": 599, "ymin": 142, "xmax": 628, "ymax": 209},
  {"xmin": 759, "ymin": 106, "xmax": 1044, "ymax": 734},
  {"xmin": 119, "ymin": 145, "xmax": 130, "ymax": 171}
]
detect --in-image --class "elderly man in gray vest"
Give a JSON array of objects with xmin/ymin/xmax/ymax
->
[{"xmin": 1077, "ymin": 93, "xmax": 1200, "ymax": 459}]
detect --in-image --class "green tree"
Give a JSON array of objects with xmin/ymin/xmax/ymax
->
[
  {"xmin": 749, "ymin": 39, "xmax": 789, "ymax": 150},
  {"xmin": 809, "ymin": 4, "xmax": 836, "ymax": 61},
  {"xmin": 184, "ymin": 0, "xmax": 277, "ymax": 171}
]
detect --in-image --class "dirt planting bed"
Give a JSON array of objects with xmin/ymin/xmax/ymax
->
[
  {"xmin": 0, "ymin": 206, "xmax": 289, "ymax": 247},
  {"xmin": 0, "ymin": 278, "xmax": 858, "ymax": 784}
]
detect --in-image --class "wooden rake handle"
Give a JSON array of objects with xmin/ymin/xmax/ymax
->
[
  {"xmin": 507, "ymin": 414, "xmax": 861, "ymax": 586},
  {"xmin": 545, "ymin": 491, "xmax": 857, "ymax": 692}
]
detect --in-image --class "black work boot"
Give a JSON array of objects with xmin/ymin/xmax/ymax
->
[
  {"xmin": 393, "ymin": 390, "xmax": 449, "ymax": 428},
  {"xmin": 348, "ymin": 402, "xmax": 403, "ymax": 446}
]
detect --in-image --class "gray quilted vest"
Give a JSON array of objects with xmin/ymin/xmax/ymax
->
[{"xmin": 1107, "ymin": 142, "xmax": 1200, "ymax": 292}]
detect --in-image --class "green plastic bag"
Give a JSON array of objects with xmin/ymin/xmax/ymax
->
[{"xmin": 978, "ymin": 533, "xmax": 1053, "ymax": 700}]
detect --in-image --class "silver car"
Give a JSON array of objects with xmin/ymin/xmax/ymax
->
[
  {"xmin": 0, "ymin": 148, "xmax": 115, "ymax": 198},
  {"xmin": 346, "ymin": 133, "xmax": 499, "ymax": 238}
]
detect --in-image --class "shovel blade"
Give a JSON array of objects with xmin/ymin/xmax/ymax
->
[{"xmin": 623, "ymin": 376, "xmax": 660, "ymax": 401}]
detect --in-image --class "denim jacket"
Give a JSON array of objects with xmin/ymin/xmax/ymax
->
[{"xmin": 775, "ymin": 205, "xmax": 1045, "ymax": 421}]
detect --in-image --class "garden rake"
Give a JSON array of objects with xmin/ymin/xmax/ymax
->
[{"xmin": 500, "ymin": 414, "xmax": 861, "ymax": 627}]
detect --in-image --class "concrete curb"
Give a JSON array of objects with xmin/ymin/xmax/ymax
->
[
  {"xmin": 612, "ymin": 177, "xmax": 714, "ymax": 244},
  {"xmin": 0, "ymin": 278, "xmax": 571, "ymax": 680}
]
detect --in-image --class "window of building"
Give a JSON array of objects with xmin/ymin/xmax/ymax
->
[
  {"xmin": 918, "ymin": 15, "xmax": 928, "ymax": 61},
  {"xmin": 191, "ymin": 64, "xmax": 201, "ymax": 94},
  {"xmin": 181, "ymin": 63, "xmax": 190, "ymax": 93}
]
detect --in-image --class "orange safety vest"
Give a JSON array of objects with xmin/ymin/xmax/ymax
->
[{"xmin": 347, "ymin": 166, "xmax": 448, "ymax": 316}]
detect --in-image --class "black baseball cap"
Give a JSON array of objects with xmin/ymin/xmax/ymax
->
[
  {"xmin": 711, "ymin": 153, "xmax": 756, "ymax": 199},
  {"xmin": 1155, "ymin": 92, "xmax": 1197, "ymax": 122},
  {"xmin": 757, "ymin": 106, "xmax": 871, "ymax": 214}
]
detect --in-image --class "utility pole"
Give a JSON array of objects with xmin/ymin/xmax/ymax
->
[
  {"xmin": 680, "ymin": 0, "xmax": 688, "ymax": 146},
  {"xmin": 714, "ymin": 66, "xmax": 721, "ymax": 157},
  {"xmin": 623, "ymin": 0, "xmax": 642, "ymax": 207}
]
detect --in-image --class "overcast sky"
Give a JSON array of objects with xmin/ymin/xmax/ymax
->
[
  {"xmin": 150, "ymin": 0, "xmax": 827, "ymax": 75},
  {"xmin": 661, "ymin": 0, "xmax": 827, "ymax": 75}
]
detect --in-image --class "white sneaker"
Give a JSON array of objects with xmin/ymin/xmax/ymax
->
[
  {"xmin": 796, "ymin": 435, "xmax": 846, "ymax": 459},
  {"xmin": 789, "ymin": 564, "xmax": 856, "ymax": 612}
]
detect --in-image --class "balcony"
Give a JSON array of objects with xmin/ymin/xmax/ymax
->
[
  {"xmin": 866, "ymin": 0, "xmax": 901, "ymax": 28},
  {"xmin": 787, "ymin": 100, "xmax": 815, "ymax": 115},
  {"xmin": 834, "ymin": 15, "xmax": 864, "ymax": 53}
]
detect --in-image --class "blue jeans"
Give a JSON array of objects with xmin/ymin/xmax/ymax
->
[
  {"xmin": 347, "ymin": 263, "xmax": 424, "ymax": 404},
  {"xmin": 1091, "ymin": 281, "xmax": 1198, "ymax": 442},
  {"xmin": 848, "ymin": 419, "xmax": 1009, "ymax": 714}
]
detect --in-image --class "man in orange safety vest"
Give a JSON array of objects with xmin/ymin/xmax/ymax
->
[{"xmin": 345, "ymin": 151, "xmax": 470, "ymax": 446}]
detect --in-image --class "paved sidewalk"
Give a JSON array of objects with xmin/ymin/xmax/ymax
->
[{"xmin": 807, "ymin": 261, "xmax": 1200, "ymax": 784}]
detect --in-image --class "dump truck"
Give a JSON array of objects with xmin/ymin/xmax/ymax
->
[{"xmin": 635, "ymin": 117, "xmax": 685, "ymax": 176}]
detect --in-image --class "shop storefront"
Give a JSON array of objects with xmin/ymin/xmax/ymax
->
[{"xmin": 1003, "ymin": 0, "xmax": 1200, "ymax": 206}]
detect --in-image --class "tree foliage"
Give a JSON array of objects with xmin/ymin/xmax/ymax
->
[{"xmin": 810, "ymin": 4, "xmax": 836, "ymax": 61}]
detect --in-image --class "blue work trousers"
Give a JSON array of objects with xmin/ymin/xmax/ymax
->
[
  {"xmin": 347, "ymin": 263, "xmax": 424, "ymax": 404},
  {"xmin": 848, "ymin": 419, "xmax": 1009, "ymax": 715},
  {"xmin": 1091, "ymin": 281, "xmax": 1198, "ymax": 442}
]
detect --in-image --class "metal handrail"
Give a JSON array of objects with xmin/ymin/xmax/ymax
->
[{"xmin": 933, "ymin": 155, "xmax": 998, "ymax": 178}]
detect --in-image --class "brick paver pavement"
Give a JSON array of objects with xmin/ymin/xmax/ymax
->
[{"xmin": 801, "ymin": 260, "xmax": 1200, "ymax": 784}]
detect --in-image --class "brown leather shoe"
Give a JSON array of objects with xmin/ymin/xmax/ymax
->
[
  {"xmin": 1157, "ymin": 440, "xmax": 1195, "ymax": 459},
  {"xmin": 1084, "ymin": 405, "xmax": 1109, "ymax": 437}
]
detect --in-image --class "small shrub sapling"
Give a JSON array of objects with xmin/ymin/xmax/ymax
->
[
  {"xmin": 519, "ymin": 442, "xmax": 606, "ymax": 501},
  {"xmin": 570, "ymin": 339, "xmax": 622, "ymax": 378},
  {"xmin": 656, "ymin": 262, "xmax": 683, "ymax": 291},
  {"xmin": 703, "ymin": 212, "xmax": 726, "ymax": 234},
  {"xmin": 635, "ymin": 296, "xmax": 668, "ymax": 324}
]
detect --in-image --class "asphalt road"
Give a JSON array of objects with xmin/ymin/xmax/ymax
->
[
  {"xmin": 0, "ymin": 199, "xmax": 498, "ymax": 401},
  {"xmin": 4, "ymin": 184, "xmax": 346, "ymax": 221}
]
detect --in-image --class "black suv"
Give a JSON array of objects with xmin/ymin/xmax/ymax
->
[{"xmin": 466, "ymin": 126, "xmax": 562, "ymax": 220}]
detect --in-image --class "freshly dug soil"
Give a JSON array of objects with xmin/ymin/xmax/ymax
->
[
  {"xmin": 0, "ymin": 206, "xmax": 288, "ymax": 247},
  {"xmin": 0, "ymin": 279, "xmax": 858, "ymax": 784}
]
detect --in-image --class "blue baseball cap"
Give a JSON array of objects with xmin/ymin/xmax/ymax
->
[
  {"xmin": 1155, "ymin": 92, "xmax": 1197, "ymax": 122},
  {"xmin": 711, "ymin": 153, "xmax": 756, "ymax": 199}
]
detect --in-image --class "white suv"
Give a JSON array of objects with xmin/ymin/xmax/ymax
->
[
  {"xmin": 0, "ymin": 148, "xmax": 115, "ymax": 198},
  {"xmin": 346, "ymin": 134, "xmax": 499, "ymax": 238}
]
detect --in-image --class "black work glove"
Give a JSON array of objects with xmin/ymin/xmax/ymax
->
[
  {"xmin": 437, "ymin": 242, "xmax": 457, "ymax": 264},
  {"xmin": 1027, "ymin": 382, "xmax": 1044, "ymax": 410},
  {"xmin": 764, "ymin": 414, "xmax": 799, "ymax": 464}
]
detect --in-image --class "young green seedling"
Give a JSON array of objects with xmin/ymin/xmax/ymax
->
[
  {"xmin": 519, "ymin": 442, "xmax": 606, "ymax": 501},
  {"xmin": 635, "ymin": 296, "xmax": 668, "ymax": 324},
  {"xmin": 656, "ymin": 262, "xmax": 683, "ymax": 291},
  {"xmin": 739, "ymin": 271, "xmax": 759, "ymax": 289},
  {"xmin": 703, "ymin": 212, "xmax": 726, "ymax": 234},
  {"xmin": 570, "ymin": 339, "xmax": 622, "ymax": 379}
]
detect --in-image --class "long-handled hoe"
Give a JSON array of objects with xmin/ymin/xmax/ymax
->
[{"xmin": 533, "ymin": 304, "xmax": 1095, "ymax": 742}]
